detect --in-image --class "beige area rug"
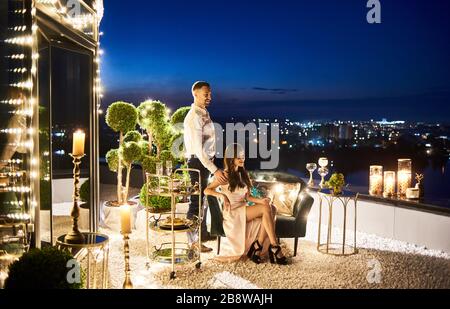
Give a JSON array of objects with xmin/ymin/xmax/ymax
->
[{"xmin": 152, "ymin": 239, "xmax": 450, "ymax": 289}]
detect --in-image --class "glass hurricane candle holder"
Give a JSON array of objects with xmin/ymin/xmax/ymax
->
[
  {"xmin": 156, "ymin": 162, "xmax": 163, "ymax": 176},
  {"xmin": 383, "ymin": 171, "xmax": 396, "ymax": 198},
  {"xmin": 306, "ymin": 163, "xmax": 317, "ymax": 187},
  {"xmin": 369, "ymin": 165, "xmax": 383, "ymax": 196},
  {"xmin": 318, "ymin": 167, "xmax": 329, "ymax": 189},
  {"xmin": 397, "ymin": 159, "xmax": 412, "ymax": 197},
  {"xmin": 318, "ymin": 157, "xmax": 329, "ymax": 168},
  {"xmin": 165, "ymin": 160, "xmax": 173, "ymax": 176}
]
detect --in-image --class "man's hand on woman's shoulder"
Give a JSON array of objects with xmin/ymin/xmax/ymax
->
[{"xmin": 214, "ymin": 169, "xmax": 228, "ymax": 184}]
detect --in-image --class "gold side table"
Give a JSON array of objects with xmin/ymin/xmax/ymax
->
[
  {"xmin": 317, "ymin": 189, "xmax": 358, "ymax": 256},
  {"xmin": 56, "ymin": 232, "xmax": 109, "ymax": 289}
]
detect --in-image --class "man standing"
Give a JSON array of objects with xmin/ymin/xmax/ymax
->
[{"xmin": 184, "ymin": 81, "xmax": 227, "ymax": 252}]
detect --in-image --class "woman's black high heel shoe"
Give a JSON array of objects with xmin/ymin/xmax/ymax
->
[
  {"xmin": 247, "ymin": 240, "xmax": 263, "ymax": 264},
  {"xmin": 269, "ymin": 244, "xmax": 288, "ymax": 265}
]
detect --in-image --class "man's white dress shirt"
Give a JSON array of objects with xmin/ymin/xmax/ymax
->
[{"xmin": 183, "ymin": 103, "xmax": 217, "ymax": 174}]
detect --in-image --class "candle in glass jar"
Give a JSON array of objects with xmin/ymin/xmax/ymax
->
[
  {"xmin": 120, "ymin": 204, "xmax": 132, "ymax": 234},
  {"xmin": 397, "ymin": 159, "xmax": 412, "ymax": 197},
  {"xmin": 72, "ymin": 130, "xmax": 85, "ymax": 156},
  {"xmin": 383, "ymin": 171, "xmax": 396, "ymax": 197},
  {"xmin": 369, "ymin": 165, "xmax": 383, "ymax": 196}
]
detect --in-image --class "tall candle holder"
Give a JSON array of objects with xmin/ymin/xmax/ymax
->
[
  {"xmin": 397, "ymin": 159, "xmax": 412, "ymax": 198},
  {"xmin": 383, "ymin": 171, "xmax": 396, "ymax": 198},
  {"xmin": 318, "ymin": 167, "xmax": 329, "ymax": 189},
  {"xmin": 122, "ymin": 232, "xmax": 133, "ymax": 289},
  {"xmin": 306, "ymin": 163, "xmax": 317, "ymax": 187},
  {"xmin": 64, "ymin": 154, "xmax": 86, "ymax": 244},
  {"xmin": 369, "ymin": 165, "xmax": 383, "ymax": 196}
]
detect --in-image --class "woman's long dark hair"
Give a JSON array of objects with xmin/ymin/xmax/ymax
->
[{"xmin": 224, "ymin": 144, "xmax": 252, "ymax": 192}]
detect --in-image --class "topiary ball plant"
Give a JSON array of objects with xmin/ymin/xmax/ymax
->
[
  {"xmin": 120, "ymin": 141, "xmax": 142, "ymax": 165},
  {"xmin": 105, "ymin": 149, "xmax": 119, "ymax": 172},
  {"xmin": 105, "ymin": 101, "xmax": 138, "ymax": 134},
  {"xmin": 139, "ymin": 182, "xmax": 171, "ymax": 212},
  {"xmin": 170, "ymin": 106, "xmax": 191, "ymax": 129},
  {"xmin": 79, "ymin": 179, "xmax": 89, "ymax": 207},
  {"xmin": 123, "ymin": 130, "xmax": 143, "ymax": 143},
  {"xmin": 160, "ymin": 149, "xmax": 178, "ymax": 170},
  {"xmin": 142, "ymin": 155, "xmax": 157, "ymax": 174},
  {"xmin": 4, "ymin": 247, "xmax": 82, "ymax": 289}
]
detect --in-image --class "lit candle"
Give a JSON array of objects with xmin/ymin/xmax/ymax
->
[
  {"xmin": 72, "ymin": 130, "xmax": 85, "ymax": 156},
  {"xmin": 369, "ymin": 165, "xmax": 383, "ymax": 196},
  {"xmin": 397, "ymin": 159, "xmax": 412, "ymax": 197},
  {"xmin": 120, "ymin": 204, "xmax": 132, "ymax": 234},
  {"xmin": 383, "ymin": 171, "xmax": 396, "ymax": 197}
]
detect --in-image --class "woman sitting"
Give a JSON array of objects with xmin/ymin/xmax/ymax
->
[{"xmin": 205, "ymin": 144, "xmax": 288, "ymax": 265}]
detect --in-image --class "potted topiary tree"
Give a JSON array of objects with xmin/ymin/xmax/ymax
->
[
  {"xmin": 105, "ymin": 101, "xmax": 138, "ymax": 206},
  {"xmin": 137, "ymin": 100, "xmax": 170, "ymax": 158},
  {"xmin": 4, "ymin": 247, "xmax": 82, "ymax": 289},
  {"xmin": 120, "ymin": 139, "xmax": 143, "ymax": 203}
]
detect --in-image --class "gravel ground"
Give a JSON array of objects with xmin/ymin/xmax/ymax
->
[{"xmin": 99, "ymin": 185, "xmax": 450, "ymax": 289}]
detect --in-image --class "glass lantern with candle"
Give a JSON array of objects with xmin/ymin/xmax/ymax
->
[
  {"xmin": 397, "ymin": 159, "xmax": 412, "ymax": 197},
  {"xmin": 369, "ymin": 165, "xmax": 383, "ymax": 196},
  {"xmin": 383, "ymin": 171, "xmax": 396, "ymax": 198}
]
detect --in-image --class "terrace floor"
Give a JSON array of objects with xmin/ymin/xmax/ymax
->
[{"xmin": 96, "ymin": 184, "xmax": 450, "ymax": 289}]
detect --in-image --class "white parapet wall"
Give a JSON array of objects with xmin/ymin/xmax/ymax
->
[{"xmin": 306, "ymin": 191, "xmax": 450, "ymax": 253}]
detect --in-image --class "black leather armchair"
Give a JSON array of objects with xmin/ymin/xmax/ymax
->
[{"xmin": 208, "ymin": 171, "xmax": 314, "ymax": 257}]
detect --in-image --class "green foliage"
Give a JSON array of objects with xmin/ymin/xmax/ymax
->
[
  {"xmin": 160, "ymin": 150, "xmax": 177, "ymax": 169},
  {"xmin": 123, "ymin": 130, "xmax": 142, "ymax": 143},
  {"xmin": 80, "ymin": 179, "xmax": 89, "ymax": 203},
  {"xmin": 139, "ymin": 183, "xmax": 171, "ymax": 211},
  {"xmin": 138, "ymin": 140, "xmax": 151, "ymax": 158},
  {"xmin": 170, "ymin": 106, "xmax": 191, "ymax": 129},
  {"xmin": 106, "ymin": 149, "xmax": 119, "ymax": 172},
  {"xmin": 106, "ymin": 101, "xmax": 137, "ymax": 134},
  {"xmin": 154, "ymin": 122, "xmax": 174, "ymax": 153},
  {"xmin": 141, "ymin": 155, "xmax": 157, "ymax": 174},
  {"xmin": 325, "ymin": 173, "xmax": 346, "ymax": 193},
  {"xmin": 120, "ymin": 141, "xmax": 142, "ymax": 165},
  {"xmin": 4, "ymin": 247, "xmax": 82, "ymax": 289},
  {"xmin": 137, "ymin": 100, "xmax": 168, "ymax": 131}
]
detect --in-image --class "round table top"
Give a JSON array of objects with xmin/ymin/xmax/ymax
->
[{"xmin": 56, "ymin": 232, "xmax": 109, "ymax": 248}]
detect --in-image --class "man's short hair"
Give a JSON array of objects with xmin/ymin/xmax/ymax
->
[{"xmin": 192, "ymin": 81, "xmax": 211, "ymax": 93}]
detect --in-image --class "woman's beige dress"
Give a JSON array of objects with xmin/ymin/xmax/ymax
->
[{"xmin": 215, "ymin": 184, "xmax": 263, "ymax": 262}]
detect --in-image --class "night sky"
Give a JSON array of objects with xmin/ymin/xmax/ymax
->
[{"xmin": 100, "ymin": 0, "xmax": 450, "ymax": 122}]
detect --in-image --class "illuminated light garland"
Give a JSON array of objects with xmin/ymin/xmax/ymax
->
[
  {"xmin": 1, "ymin": 99, "xmax": 24, "ymax": 105},
  {"xmin": 6, "ymin": 213, "xmax": 31, "ymax": 221},
  {"xmin": 6, "ymin": 186, "xmax": 32, "ymax": 193},
  {"xmin": 10, "ymin": 80, "xmax": 33, "ymax": 89},
  {"xmin": 9, "ymin": 68, "xmax": 28, "ymax": 73},
  {"xmin": 4, "ymin": 35, "xmax": 33, "ymax": 46},
  {"xmin": 0, "ymin": 128, "xmax": 24, "ymax": 134},
  {"xmin": 10, "ymin": 26, "xmax": 27, "ymax": 31},
  {"xmin": 9, "ymin": 109, "xmax": 33, "ymax": 116},
  {"xmin": 8, "ymin": 54, "xmax": 26, "ymax": 59}
]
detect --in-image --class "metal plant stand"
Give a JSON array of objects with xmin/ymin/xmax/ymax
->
[{"xmin": 317, "ymin": 189, "xmax": 359, "ymax": 256}]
